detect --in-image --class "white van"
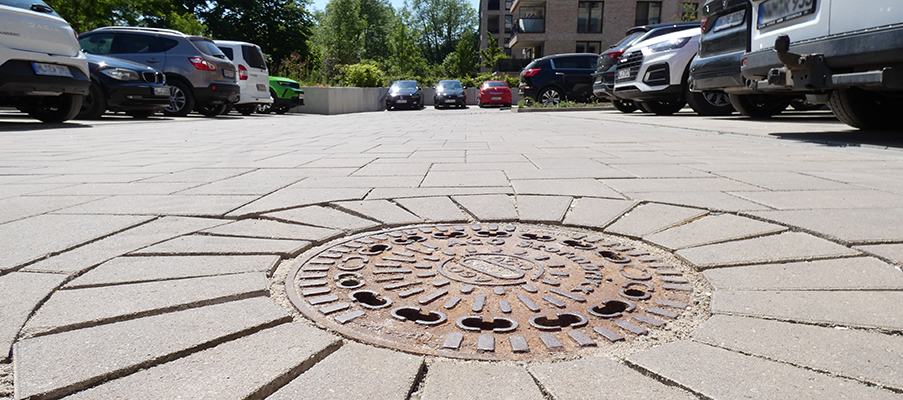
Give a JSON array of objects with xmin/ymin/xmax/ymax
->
[{"xmin": 214, "ymin": 40, "xmax": 273, "ymax": 115}]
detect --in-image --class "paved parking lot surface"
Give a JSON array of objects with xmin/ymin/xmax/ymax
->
[{"xmin": 1, "ymin": 106, "xmax": 902, "ymax": 399}]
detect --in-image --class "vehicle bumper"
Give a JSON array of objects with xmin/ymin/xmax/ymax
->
[
  {"xmin": 104, "ymin": 82, "xmax": 171, "ymax": 110},
  {"xmin": 273, "ymin": 96, "xmax": 303, "ymax": 108},
  {"xmin": 689, "ymin": 50, "xmax": 750, "ymax": 93},
  {"xmin": 386, "ymin": 95, "xmax": 422, "ymax": 108},
  {"xmin": 194, "ymin": 83, "xmax": 240, "ymax": 105},
  {"xmin": 434, "ymin": 94, "xmax": 466, "ymax": 106},
  {"xmin": 613, "ymin": 83, "xmax": 683, "ymax": 102},
  {"xmin": 479, "ymin": 93, "xmax": 512, "ymax": 104},
  {"xmin": 0, "ymin": 60, "xmax": 90, "ymax": 96}
]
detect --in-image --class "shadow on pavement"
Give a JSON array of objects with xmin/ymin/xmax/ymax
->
[{"xmin": 770, "ymin": 128, "xmax": 903, "ymax": 149}]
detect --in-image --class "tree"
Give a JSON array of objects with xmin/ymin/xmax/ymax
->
[
  {"xmin": 386, "ymin": 5, "xmax": 428, "ymax": 78},
  {"xmin": 479, "ymin": 31, "xmax": 508, "ymax": 70},
  {"xmin": 444, "ymin": 31, "xmax": 477, "ymax": 77},
  {"xmin": 410, "ymin": 0, "xmax": 477, "ymax": 65},
  {"xmin": 46, "ymin": 0, "xmax": 182, "ymax": 33},
  {"xmin": 313, "ymin": 0, "xmax": 394, "ymax": 66}
]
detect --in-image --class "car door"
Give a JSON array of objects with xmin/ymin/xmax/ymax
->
[
  {"xmin": 110, "ymin": 33, "xmax": 167, "ymax": 69},
  {"xmin": 555, "ymin": 55, "xmax": 596, "ymax": 100},
  {"xmin": 241, "ymin": 44, "xmax": 271, "ymax": 101}
]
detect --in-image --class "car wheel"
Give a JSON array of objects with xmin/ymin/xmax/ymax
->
[
  {"xmin": 728, "ymin": 94, "xmax": 790, "ymax": 118},
  {"xmin": 235, "ymin": 105, "xmax": 256, "ymax": 115},
  {"xmin": 25, "ymin": 93, "xmax": 82, "ymax": 123},
  {"xmin": 163, "ymin": 81, "xmax": 195, "ymax": 117},
  {"xmin": 612, "ymin": 99, "xmax": 638, "ymax": 113},
  {"xmin": 828, "ymin": 88, "xmax": 900, "ymax": 130},
  {"xmin": 687, "ymin": 89, "xmax": 734, "ymax": 116},
  {"xmin": 198, "ymin": 103, "xmax": 229, "ymax": 117},
  {"xmin": 77, "ymin": 83, "xmax": 107, "ymax": 120},
  {"xmin": 539, "ymin": 87, "xmax": 562, "ymax": 105},
  {"xmin": 275, "ymin": 106, "xmax": 289, "ymax": 114},
  {"xmin": 643, "ymin": 99, "xmax": 686, "ymax": 115},
  {"xmin": 126, "ymin": 110, "xmax": 155, "ymax": 119}
]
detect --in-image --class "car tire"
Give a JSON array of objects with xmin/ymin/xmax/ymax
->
[
  {"xmin": 728, "ymin": 94, "xmax": 790, "ymax": 118},
  {"xmin": 236, "ymin": 105, "xmax": 256, "ymax": 115},
  {"xmin": 198, "ymin": 103, "xmax": 229, "ymax": 117},
  {"xmin": 163, "ymin": 81, "xmax": 195, "ymax": 117},
  {"xmin": 686, "ymin": 88, "xmax": 734, "ymax": 116},
  {"xmin": 25, "ymin": 93, "xmax": 83, "ymax": 123},
  {"xmin": 275, "ymin": 106, "xmax": 289, "ymax": 114},
  {"xmin": 126, "ymin": 110, "xmax": 155, "ymax": 119},
  {"xmin": 612, "ymin": 99, "xmax": 638, "ymax": 113},
  {"xmin": 77, "ymin": 83, "xmax": 107, "ymax": 120},
  {"xmin": 538, "ymin": 87, "xmax": 562, "ymax": 105},
  {"xmin": 828, "ymin": 88, "xmax": 899, "ymax": 130},
  {"xmin": 643, "ymin": 99, "xmax": 686, "ymax": 116}
]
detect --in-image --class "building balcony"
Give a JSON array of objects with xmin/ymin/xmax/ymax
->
[{"xmin": 510, "ymin": 0, "xmax": 544, "ymax": 14}]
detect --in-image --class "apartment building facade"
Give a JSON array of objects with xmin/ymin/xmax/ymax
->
[{"xmin": 479, "ymin": 0, "xmax": 697, "ymax": 65}]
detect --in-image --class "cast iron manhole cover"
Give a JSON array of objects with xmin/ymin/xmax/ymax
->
[{"xmin": 285, "ymin": 224, "xmax": 698, "ymax": 360}]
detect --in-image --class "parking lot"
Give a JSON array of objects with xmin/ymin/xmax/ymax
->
[{"xmin": 2, "ymin": 107, "xmax": 902, "ymax": 399}]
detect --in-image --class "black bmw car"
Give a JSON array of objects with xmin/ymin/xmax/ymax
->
[
  {"xmin": 78, "ymin": 53, "xmax": 171, "ymax": 119},
  {"xmin": 433, "ymin": 79, "xmax": 466, "ymax": 108},
  {"xmin": 385, "ymin": 80, "xmax": 423, "ymax": 110}
]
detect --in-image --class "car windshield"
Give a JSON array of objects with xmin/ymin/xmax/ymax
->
[
  {"xmin": 0, "ymin": 0, "xmax": 60, "ymax": 16},
  {"xmin": 392, "ymin": 81, "xmax": 417, "ymax": 90},
  {"xmin": 611, "ymin": 32, "xmax": 645, "ymax": 49},
  {"xmin": 437, "ymin": 81, "xmax": 462, "ymax": 90},
  {"xmin": 191, "ymin": 38, "xmax": 227, "ymax": 58}
]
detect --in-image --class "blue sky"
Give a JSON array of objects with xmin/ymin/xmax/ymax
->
[{"xmin": 307, "ymin": 0, "xmax": 481, "ymax": 13}]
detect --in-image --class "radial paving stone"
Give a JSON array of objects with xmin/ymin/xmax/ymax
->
[
  {"xmin": 332, "ymin": 200, "xmax": 424, "ymax": 226},
  {"xmin": 528, "ymin": 357, "xmax": 696, "ymax": 400},
  {"xmin": 13, "ymin": 297, "xmax": 291, "ymax": 400},
  {"xmin": 452, "ymin": 194, "xmax": 518, "ymax": 221},
  {"xmin": 419, "ymin": 360, "xmax": 544, "ymax": 400},
  {"xmin": 64, "ymin": 255, "xmax": 280, "ymax": 288},
  {"xmin": 50, "ymin": 194, "xmax": 259, "ymax": 216},
  {"xmin": 514, "ymin": 195, "xmax": 572, "ymax": 222},
  {"xmin": 751, "ymin": 208, "xmax": 903, "ymax": 244},
  {"xmin": 711, "ymin": 290, "xmax": 903, "ymax": 330},
  {"xmin": 627, "ymin": 340, "xmax": 901, "ymax": 399},
  {"xmin": 22, "ymin": 216, "xmax": 231, "ymax": 274},
  {"xmin": 393, "ymin": 197, "xmax": 469, "ymax": 222},
  {"xmin": 61, "ymin": 322, "xmax": 341, "ymax": 400},
  {"xmin": 730, "ymin": 189, "xmax": 903, "ymax": 210},
  {"xmin": 693, "ymin": 315, "xmax": 903, "ymax": 390},
  {"xmin": 130, "ymin": 235, "xmax": 311, "ymax": 257},
  {"xmin": 856, "ymin": 243, "xmax": 903, "ymax": 265},
  {"xmin": 703, "ymin": 257, "xmax": 903, "ymax": 291},
  {"xmin": 510, "ymin": 179, "xmax": 624, "ymax": 198},
  {"xmin": 366, "ymin": 187, "xmax": 514, "ymax": 200},
  {"xmin": 676, "ymin": 232, "xmax": 860, "ymax": 269},
  {"xmin": 0, "ymin": 195, "xmax": 104, "ymax": 224},
  {"xmin": 0, "ymin": 214, "xmax": 151, "ymax": 274},
  {"xmin": 291, "ymin": 176, "xmax": 423, "ymax": 188},
  {"xmin": 644, "ymin": 213, "xmax": 788, "ymax": 251},
  {"xmin": 599, "ymin": 177, "xmax": 761, "ymax": 194},
  {"xmin": 0, "ymin": 272, "xmax": 66, "ymax": 361},
  {"xmin": 268, "ymin": 342, "xmax": 423, "ymax": 400},
  {"xmin": 225, "ymin": 188, "xmax": 370, "ymax": 217},
  {"xmin": 200, "ymin": 219, "xmax": 343, "ymax": 242},
  {"xmin": 561, "ymin": 197, "xmax": 636, "ymax": 229},
  {"xmin": 265, "ymin": 205, "xmax": 381, "ymax": 231},
  {"xmin": 24, "ymin": 272, "xmax": 269, "ymax": 336},
  {"xmin": 605, "ymin": 203, "xmax": 708, "ymax": 239}
]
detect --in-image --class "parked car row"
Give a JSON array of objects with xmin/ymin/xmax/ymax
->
[{"xmin": 383, "ymin": 79, "xmax": 514, "ymax": 111}]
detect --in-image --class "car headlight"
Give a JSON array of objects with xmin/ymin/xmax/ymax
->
[
  {"xmin": 647, "ymin": 37, "xmax": 691, "ymax": 53},
  {"xmin": 100, "ymin": 68, "xmax": 141, "ymax": 81}
]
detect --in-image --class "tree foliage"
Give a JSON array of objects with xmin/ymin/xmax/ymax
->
[
  {"xmin": 313, "ymin": 0, "xmax": 393, "ymax": 67},
  {"xmin": 410, "ymin": 0, "xmax": 476, "ymax": 65},
  {"xmin": 479, "ymin": 31, "xmax": 508, "ymax": 70},
  {"xmin": 385, "ymin": 5, "xmax": 428, "ymax": 78}
]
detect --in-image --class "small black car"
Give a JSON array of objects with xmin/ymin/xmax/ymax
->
[
  {"xmin": 386, "ymin": 80, "xmax": 422, "ymax": 110},
  {"xmin": 519, "ymin": 53, "xmax": 598, "ymax": 105},
  {"xmin": 433, "ymin": 80, "xmax": 466, "ymax": 108},
  {"xmin": 78, "ymin": 53, "xmax": 170, "ymax": 119}
]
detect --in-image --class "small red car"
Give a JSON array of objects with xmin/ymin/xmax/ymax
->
[{"xmin": 478, "ymin": 80, "xmax": 512, "ymax": 108}]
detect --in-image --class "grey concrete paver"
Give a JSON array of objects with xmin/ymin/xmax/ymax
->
[
  {"xmin": 711, "ymin": 290, "xmax": 903, "ymax": 330},
  {"xmin": 676, "ymin": 232, "xmax": 859, "ymax": 269},
  {"xmin": 600, "ymin": 177, "xmax": 761, "ymax": 193},
  {"xmin": 394, "ymin": 196, "xmax": 469, "ymax": 222},
  {"xmin": 626, "ymin": 191, "xmax": 773, "ymax": 212},
  {"xmin": 452, "ymin": 194, "xmax": 518, "ymax": 221},
  {"xmin": 511, "ymin": 179, "xmax": 623, "ymax": 198},
  {"xmin": 227, "ymin": 188, "xmax": 370, "ymax": 216},
  {"xmin": 562, "ymin": 197, "xmax": 635, "ymax": 229},
  {"xmin": 0, "ymin": 273, "xmax": 66, "ymax": 361},
  {"xmin": 611, "ymin": 164, "xmax": 713, "ymax": 178},
  {"xmin": 174, "ymin": 169, "xmax": 309, "ymax": 195},
  {"xmin": 265, "ymin": 205, "xmax": 380, "ymax": 231},
  {"xmin": 693, "ymin": 315, "xmax": 903, "ymax": 390},
  {"xmin": 31, "ymin": 182, "xmax": 199, "ymax": 196},
  {"xmin": 717, "ymin": 170, "xmax": 856, "ymax": 190},
  {"xmin": 421, "ymin": 170, "xmax": 509, "ymax": 187},
  {"xmin": 0, "ymin": 214, "xmax": 151, "ymax": 274},
  {"xmin": 605, "ymin": 203, "xmax": 708, "ymax": 238},
  {"xmin": 628, "ymin": 340, "xmax": 900, "ymax": 399},
  {"xmin": 62, "ymin": 322, "xmax": 341, "ymax": 400},
  {"xmin": 0, "ymin": 194, "xmax": 101, "ymax": 224},
  {"xmin": 269, "ymin": 342, "xmax": 423, "ymax": 400},
  {"xmin": 51, "ymin": 194, "xmax": 258, "ymax": 216},
  {"xmin": 529, "ymin": 357, "xmax": 695, "ymax": 400},
  {"xmin": 703, "ymin": 257, "xmax": 903, "ymax": 290},
  {"xmin": 291, "ymin": 176, "xmax": 422, "ymax": 188},
  {"xmin": 201, "ymin": 219, "xmax": 343, "ymax": 242},
  {"xmin": 24, "ymin": 273, "xmax": 268, "ymax": 336},
  {"xmin": 13, "ymin": 297, "xmax": 290, "ymax": 400},
  {"xmin": 645, "ymin": 213, "xmax": 787, "ymax": 250},
  {"xmin": 137, "ymin": 168, "xmax": 251, "ymax": 183},
  {"xmin": 731, "ymin": 189, "xmax": 903, "ymax": 210},
  {"xmin": 333, "ymin": 199, "xmax": 423, "ymax": 225},
  {"xmin": 431, "ymin": 162, "xmax": 536, "ymax": 171},
  {"xmin": 752, "ymin": 208, "xmax": 903, "ymax": 244},
  {"xmin": 503, "ymin": 166, "xmax": 632, "ymax": 180},
  {"xmin": 856, "ymin": 243, "xmax": 903, "ymax": 265},
  {"xmin": 366, "ymin": 186, "xmax": 513, "ymax": 199},
  {"xmin": 352, "ymin": 162, "xmax": 432, "ymax": 176},
  {"xmin": 420, "ymin": 360, "xmax": 544, "ymax": 400},
  {"xmin": 65, "ymin": 255, "xmax": 279, "ymax": 288},
  {"xmin": 515, "ymin": 195, "xmax": 572, "ymax": 222},
  {"xmin": 131, "ymin": 235, "xmax": 310, "ymax": 257}
]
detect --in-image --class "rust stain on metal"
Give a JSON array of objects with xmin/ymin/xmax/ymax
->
[{"xmin": 285, "ymin": 224, "xmax": 695, "ymax": 360}]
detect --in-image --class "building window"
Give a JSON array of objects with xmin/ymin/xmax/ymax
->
[
  {"xmin": 505, "ymin": 15, "xmax": 513, "ymax": 33},
  {"xmin": 680, "ymin": 2, "xmax": 699, "ymax": 21},
  {"xmin": 577, "ymin": 1, "xmax": 603, "ymax": 33},
  {"xmin": 576, "ymin": 41, "xmax": 601, "ymax": 54},
  {"xmin": 488, "ymin": 15, "xmax": 500, "ymax": 34},
  {"xmin": 505, "ymin": 0, "xmax": 512, "ymax": 11},
  {"xmin": 488, "ymin": 0, "xmax": 500, "ymax": 11},
  {"xmin": 635, "ymin": 1, "xmax": 662, "ymax": 25}
]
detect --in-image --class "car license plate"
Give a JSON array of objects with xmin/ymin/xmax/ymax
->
[
  {"xmin": 223, "ymin": 69, "xmax": 235, "ymax": 78},
  {"xmin": 757, "ymin": 0, "xmax": 816, "ymax": 28},
  {"xmin": 713, "ymin": 9, "xmax": 746, "ymax": 32},
  {"xmin": 445, "ymin": 99, "xmax": 456, "ymax": 103},
  {"xmin": 32, "ymin": 62, "xmax": 72, "ymax": 77},
  {"xmin": 153, "ymin": 86, "xmax": 170, "ymax": 96},
  {"xmin": 491, "ymin": 96, "xmax": 502, "ymax": 100},
  {"xmin": 397, "ymin": 99, "xmax": 407, "ymax": 103},
  {"xmin": 257, "ymin": 84, "xmax": 267, "ymax": 91},
  {"xmin": 617, "ymin": 68, "xmax": 630, "ymax": 79}
]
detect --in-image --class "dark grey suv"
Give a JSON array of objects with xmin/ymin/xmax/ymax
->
[
  {"xmin": 519, "ymin": 53, "xmax": 598, "ymax": 105},
  {"xmin": 79, "ymin": 27, "xmax": 239, "ymax": 117}
]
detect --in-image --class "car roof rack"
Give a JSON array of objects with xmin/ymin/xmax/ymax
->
[{"xmin": 91, "ymin": 26, "xmax": 186, "ymax": 36}]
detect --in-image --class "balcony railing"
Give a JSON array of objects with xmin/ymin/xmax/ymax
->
[{"xmin": 515, "ymin": 18, "xmax": 545, "ymax": 33}]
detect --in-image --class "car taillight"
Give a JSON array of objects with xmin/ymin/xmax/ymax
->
[
  {"xmin": 522, "ymin": 68, "xmax": 541, "ymax": 77},
  {"xmin": 608, "ymin": 50, "xmax": 625, "ymax": 60},
  {"xmin": 238, "ymin": 64, "xmax": 248, "ymax": 80},
  {"xmin": 188, "ymin": 57, "xmax": 217, "ymax": 71}
]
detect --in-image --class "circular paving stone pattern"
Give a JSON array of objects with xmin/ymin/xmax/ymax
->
[{"xmin": 285, "ymin": 223, "xmax": 704, "ymax": 361}]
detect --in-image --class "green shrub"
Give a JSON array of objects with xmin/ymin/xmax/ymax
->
[{"xmin": 341, "ymin": 62, "xmax": 386, "ymax": 87}]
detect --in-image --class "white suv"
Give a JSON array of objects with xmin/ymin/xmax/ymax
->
[
  {"xmin": 741, "ymin": 0, "xmax": 903, "ymax": 129},
  {"xmin": 214, "ymin": 40, "xmax": 272, "ymax": 115},
  {"xmin": 0, "ymin": 0, "xmax": 89, "ymax": 122}
]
